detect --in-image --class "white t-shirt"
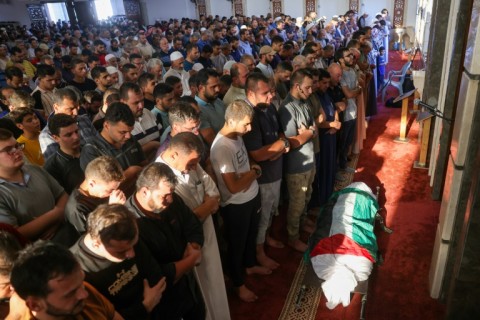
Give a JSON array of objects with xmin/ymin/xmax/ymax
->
[{"xmin": 210, "ymin": 132, "xmax": 258, "ymax": 206}]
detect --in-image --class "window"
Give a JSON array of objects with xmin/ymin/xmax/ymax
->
[{"xmin": 94, "ymin": 0, "xmax": 114, "ymax": 21}]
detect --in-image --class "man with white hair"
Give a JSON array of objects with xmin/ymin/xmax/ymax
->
[{"xmin": 164, "ymin": 51, "xmax": 191, "ymax": 96}]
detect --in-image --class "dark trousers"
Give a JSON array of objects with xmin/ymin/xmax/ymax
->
[
  {"xmin": 221, "ymin": 192, "xmax": 261, "ymax": 287},
  {"xmin": 338, "ymin": 118, "xmax": 357, "ymax": 169}
]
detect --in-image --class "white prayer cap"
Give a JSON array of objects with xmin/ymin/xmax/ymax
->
[
  {"xmin": 170, "ymin": 51, "xmax": 183, "ymax": 61},
  {"xmin": 106, "ymin": 66, "xmax": 119, "ymax": 74},
  {"xmin": 192, "ymin": 63, "xmax": 204, "ymax": 71}
]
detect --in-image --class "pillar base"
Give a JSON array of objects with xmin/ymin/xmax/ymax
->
[
  {"xmin": 394, "ymin": 137, "xmax": 410, "ymax": 143},
  {"xmin": 413, "ymin": 161, "xmax": 429, "ymax": 169}
]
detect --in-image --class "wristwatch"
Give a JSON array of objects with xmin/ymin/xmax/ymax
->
[{"xmin": 281, "ymin": 138, "xmax": 290, "ymax": 149}]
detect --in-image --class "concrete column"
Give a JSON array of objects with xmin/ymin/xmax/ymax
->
[{"xmin": 428, "ymin": 0, "xmax": 471, "ymax": 200}]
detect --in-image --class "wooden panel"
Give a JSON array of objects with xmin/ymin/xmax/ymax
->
[
  {"xmin": 305, "ymin": 0, "xmax": 316, "ymax": 14},
  {"xmin": 272, "ymin": 0, "xmax": 282, "ymax": 16},
  {"xmin": 26, "ymin": 4, "xmax": 48, "ymax": 29},
  {"xmin": 234, "ymin": 0, "xmax": 244, "ymax": 16},
  {"xmin": 349, "ymin": 0, "xmax": 359, "ymax": 12},
  {"xmin": 393, "ymin": 0, "xmax": 406, "ymax": 28},
  {"xmin": 197, "ymin": 0, "xmax": 207, "ymax": 17},
  {"xmin": 123, "ymin": 0, "xmax": 142, "ymax": 23}
]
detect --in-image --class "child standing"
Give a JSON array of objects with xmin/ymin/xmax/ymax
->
[
  {"xmin": 10, "ymin": 107, "xmax": 44, "ymax": 166},
  {"xmin": 377, "ymin": 47, "xmax": 387, "ymax": 90}
]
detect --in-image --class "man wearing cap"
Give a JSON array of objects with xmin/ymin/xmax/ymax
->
[
  {"xmin": 136, "ymin": 31, "xmax": 155, "ymax": 60},
  {"xmin": 105, "ymin": 53, "xmax": 118, "ymax": 68},
  {"xmin": 256, "ymin": 46, "xmax": 275, "ymax": 78},
  {"xmin": 164, "ymin": 51, "xmax": 191, "ymax": 96}
]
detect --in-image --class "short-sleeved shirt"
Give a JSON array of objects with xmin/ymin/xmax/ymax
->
[
  {"xmin": 278, "ymin": 93, "xmax": 315, "ymax": 174},
  {"xmin": 17, "ymin": 135, "xmax": 44, "ymax": 166},
  {"xmin": 43, "ymin": 149, "xmax": 84, "ymax": 194},
  {"xmin": 195, "ymin": 96, "xmax": 226, "ymax": 134},
  {"xmin": 210, "ymin": 132, "xmax": 259, "ymax": 206},
  {"xmin": 65, "ymin": 188, "xmax": 109, "ymax": 233},
  {"xmin": 80, "ymin": 134, "xmax": 145, "ymax": 171},
  {"xmin": 0, "ymin": 164, "xmax": 64, "ymax": 226},
  {"xmin": 243, "ymin": 103, "xmax": 283, "ymax": 184},
  {"xmin": 340, "ymin": 68, "xmax": 358, "ymax": 121},
  {"xmin": 132, "ymin": 109, "xmax": 161, "ymax": 146}
]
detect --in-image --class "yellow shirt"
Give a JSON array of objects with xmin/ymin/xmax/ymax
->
[
  {"xmin": 6, "ymin": 59, "xmax": 37, "ymax": 79},
  {"xmin": 17, "ymin": 135, "xmax": 44, "ymax": 166}
]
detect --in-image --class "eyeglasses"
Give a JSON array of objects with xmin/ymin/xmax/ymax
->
[{"xmin": 0, "ymin": 142, "xmax": 25, "ymax": 155}]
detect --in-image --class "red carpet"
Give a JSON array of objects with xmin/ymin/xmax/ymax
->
[{"xmin": 228, "ymin": 51, "xmax": 445, "ymax": 319}]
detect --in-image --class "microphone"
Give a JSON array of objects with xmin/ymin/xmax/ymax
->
[{"xmin": 414, "ymin": 99, "xmax": 437, "ymax": 111}]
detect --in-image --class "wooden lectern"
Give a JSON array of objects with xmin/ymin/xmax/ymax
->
[
  {"xmin": 414, "ymin": 111, "xmax": 434, "ymax": 169},
  {"xmin": 393, "ymin": 89, "xmax": 416, "ymax": 143}
]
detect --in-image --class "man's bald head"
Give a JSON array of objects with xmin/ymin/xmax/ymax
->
[{"xmin": 328, "ymin": 63, "xmax": 343, "ymax": 86}]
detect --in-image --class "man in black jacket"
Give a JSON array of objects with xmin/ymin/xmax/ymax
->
[{"xmin": 125, "ymin": 162, "xmax": 205, "ymax": 320}]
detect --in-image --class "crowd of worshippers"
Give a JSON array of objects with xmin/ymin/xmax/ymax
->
[{"xmin": 0, "ymin": 8, "xmax": 392, "ymax": 320}]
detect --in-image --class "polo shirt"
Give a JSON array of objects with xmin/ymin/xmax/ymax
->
[
  {"xmin": 0, "ymin": 164, "xmax": 64, "ymax": 227},
  {"xmin": 195, "ymin": 96, "xmax": 225, "ymax": 134},
  {"xmin": 132, "ymin": 109, "xmax": 161, "ymax": 146},
  {"xmin": 44, "ymin": 149, "xmax": 84, "ymax": 194},
  {"xmin": 79, "ymin": 134, "xmax": 145, "ymax": 171}
]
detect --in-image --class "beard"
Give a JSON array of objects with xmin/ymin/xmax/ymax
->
[
  {"xmin": 46, "ymin": 299, "xmax": 85, "ymax": 317},
  {"xmin": 147, "ymin": 198, "xmax": 166, "ymax": 214},
  {"xmin": 203, "ymin": 90, "xmax": 218, "ymax": 103}
]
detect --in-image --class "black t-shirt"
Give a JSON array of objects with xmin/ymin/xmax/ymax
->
[
  {"xmin": 70, "ymin": 236, "xmax": 166, "ymax": 320},
  {"xmin": 80, "ymin": 134, "xmax": 145, "ymax": 171},
  {"xmin": 244, "ymin": 104, "xmax": 283, "ymax": 184},
  {"xmin": 44, "ymin": 149, "xmax": 84, "ymax": 194},
  {"xmin": 68, "ymin": 78, "xmax": 97, "ymax": 93},
  {"xmin": 64, "ymin": 188, "xmax": 108, "ymax": 233}
]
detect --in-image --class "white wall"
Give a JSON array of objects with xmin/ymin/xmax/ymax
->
[
  {"xmin": 316, "ymin": 2, "xmax": 349, "ymax": 21},
  {"xmin": 111, "ymin": 0, "xmax": 126, "ymax": 16},
  {"xmin": 143, "ymin": 0, "xmax": 197, "ymax": 23},
  {"xmin": 244, "ymin": 0, "xmax": 270, "ymax": 18},
  {"xmin": 0, "ymin": 1, "xmax": 33, "ymax": 27},
  {"xmin": 283, "ymin": 0, "xmax": 304, "ymax": 19},
  {"xmin": 207, "ymin": 0, "xmax": 233, "ymax": 19}
]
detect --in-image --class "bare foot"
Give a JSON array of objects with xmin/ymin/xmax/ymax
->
[
  {"xmin": 246, "ymin": 265, "xmax": 272, "ymax": 275},
  {"xmin": 288, "ymin": 239, "xmax": 308, "ymax": 253},
  {"xmin": 302, "ymin": 218, "xmax": 316, "ymax": 234},
  {"xmin": 235, "ymin": 285, "xmax": 258, "ymax": 302},
  {"xmin": 302, "ymin": 223, "xmax": 315, "ymax": 234},
  {"xmin": 266, "ymin": 236, "xmax": 285, "ymax": 249},
  {"xmin": 257, "ymin": 252, "xmax": 280, "ymax": 270}
]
